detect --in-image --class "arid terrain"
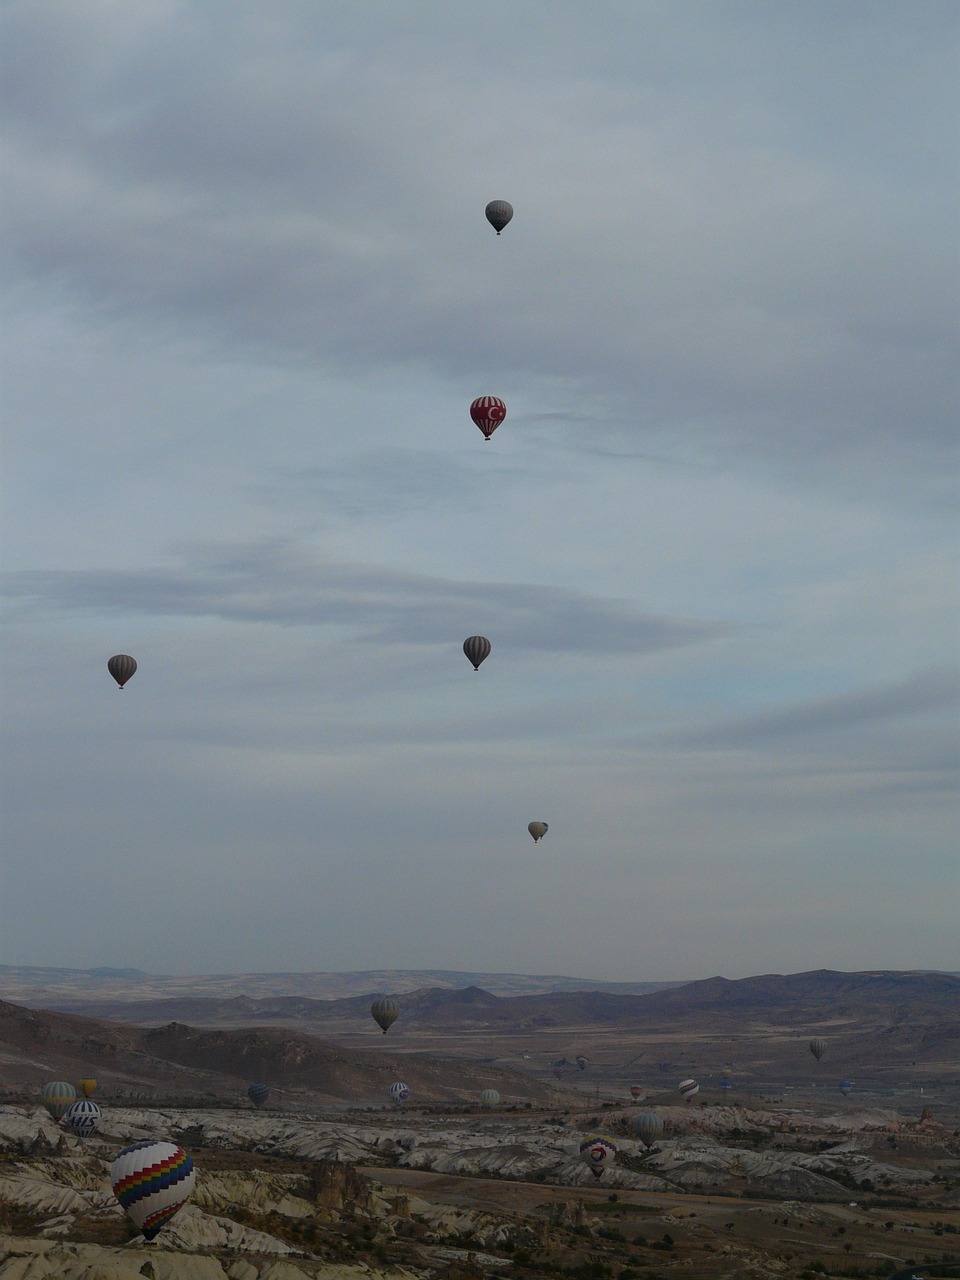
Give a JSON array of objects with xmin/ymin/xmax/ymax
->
[{"xmin": 0, "ymin": 967, "xmax": 958, "ymax": 1278}]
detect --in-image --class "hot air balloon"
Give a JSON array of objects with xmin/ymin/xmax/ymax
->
[
  {"xmin": 480, "ymin": 1088, "xmax": 500, "ymax": 1108},
  {"xmin": 678, "ymin": 1078, "xmax": 700, "ymax": 1102},
  {"xmin": 838, "ymin": 1079, "xmax": 854, "ymax": 1097},
  {"xmin": 575, "ymin": 1055, "xmax": 588, "ymax": 1071},
  {"xmin": 809, "ymin": 1038, "xmax": 826, "ymax": 1062},
  {"xmin": 111, "ymin": 1140, "xmax": 195, "ymax": 1240},
  {"xmin": 63, "ymin": 1099, "xmax": 101, "ymax": 1139},
  {"xmin": 632, "ymin": 1111, "xmax": 663, "ymax": 1150},
  {"xmin": 463, "ymin": 636, "xmax": 491, "ymax": 671},
  {"xmin": 389, "ymin": 1082, "xmax": 409, "ymax": 1106},
  {"xmin": 629, "ymin": 1085, "xmax": 644, "ymax": 1101},
  {"xmin": 528, "ymin": 821, "xmax": 548, "ymax": 843},
  {"xmin": 247, "ymin": 1083, "xmax": 269, "ymax": 1109},
  {"xmin": 485, "ymin": 200, "xmax": 513, "ymax": 235},
  {"xmin": 469, "ymin": 396, "xmax": 506, "ymax": 441},
  {"xmin": 77, "ymin": 1079, "xmax": 97, "ymax": 1098},
  {"xmin": 719, "ymin": 1073, "xmax": 733, "ymax": 1092},
  {"xmin": 107, "ymin": 654, "xmax": 137, "ymax": 689},
  {"xmin": 578, "ymin": 1134, "xmax": 617, "ymax": 1179},
  {"xmin": 552, "ymin": 1067, "xmax": 564, "ymax": 1081},
  {"xmin": 371, "ymin": 997, "xmax": 399, "ymax": 1033},
  {"xmin": 41, "ymin": 1082, "xmax": 76, "ymax": 1122}
]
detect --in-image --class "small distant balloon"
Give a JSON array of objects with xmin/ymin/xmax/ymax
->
[
  {"xmin": 107, "ymin": 654, "xmax": 137, "ymax": 689},
  {"xmin": 838, "ymin": 1079, "xmax": 854, "ymax": 1097},
  {"xmin": 63, "ymin": 1099, "xmax": 101, "ymax": 1139},
  {"xmin": 77, "ymin": 1079, "xmax": 97, "ymax": 1098},
  {"xmin": 809, "ymin": 1038, "xmax": 826, "ymax": 1062},
  {"xmin": 480, "ymin": 1088, "xmax": 500, "ymax": 1108},
  {"xmin": 578, "ymin": 1134, "xmax": 617, "ymax": 1179},
  {"xmin": 552, "ymin": 1067, "xmax": 564, "ymax": 1081},
  {"xmin": 41, "ymin": 1081, "xmax": 76, "ymax": 1122},
  {"xmin": 678, "ymin": 1078, "xmax": 700, "ymax": 1102},
  {"xmin": 469, "ymin": 396, "xmax": 506, "ymax": 441},
  {"xmin": 389, "ymin": 1081, "xmax": 409, "ymax": 1106},
  {"xmin": 463, "ymin": 636, "xmax": 491, "ymax": 671},
  {"xmin": 629, "ymin": 1085, "xmax": 644, "ymax": 1101},
  {"xmin": 111, "ymin": 1140, "xmax": 195, "ymax": 1240},
  {"xmin": 575, "ymin": 1055, "xmax": 588, "ymax": 1071},
  {"xmin": 247, "ymin": 1083, "xmax": 269, "ymax": 1109},
  {"xmin": 484, "ymin": 200, "xmax": 513, "ymax": 235},
  {"xmin": 632, "ymin": 1111, "xmax": 663, "ymax": 1150},
  {"xmin": 528, "ymin": 821, "xmax": 548, "ymax": 843},
  {"xmin": 371, "ymin": 997, "xmax": 400, "ymax": 1033}
]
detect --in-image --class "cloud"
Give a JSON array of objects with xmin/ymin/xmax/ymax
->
[
  {"xmin": 661, "ymin": 667, "xmax": 960, "ymax": 751},
  {"xmin": 2, "ymin": 538, "xmax": 725, "ymax": 656}
]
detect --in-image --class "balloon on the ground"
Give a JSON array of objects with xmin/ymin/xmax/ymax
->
[
  {"xmin": 77, "ymin": 1079, "xmax": 97, "ymax": 1097},
  {"xmin": 809, "ymin": 1038, "xmax": 826, "ymax": 1062},
  {"xmin": 528, "ymin": 821, "xmax": 548, "ymax": 842},
  {"xmin": 469, "ymin": 396, "xmax": 506, "ymax": 441},
  {"xmin": 107, "ymin": 654, "xmax": 137, "ymax": 689},
  {"xmin": 632, "ymin": 1111, "xmax": 663, "ymax": 1150},
  {"xmin": 678, "ymin": 1078, "xmax": 700, "ymax": 1101},
  {"xmin": 41, "ymin": 1082, "xmax": 76, "ymax": 1122},
  {"xmin": 110, "ymin": 1140, "xmax": 196, "ymax": 1240},
  {"xmin": 389, "ymin": 1082, "xmax": 409, "ymax": 1105},
  {"xmin": 579, "ymin": 1134, "xmax": 617, "ymax": 1178},
  {"xmin": 463, "ymin": 636, "xmax": 491, "ymax": 670},
  {"xmin": 485, "ymin": 201, "xmax": 513, "ymax": 235},
  {"xmin": 371, "ymin": 997, "xmax": 399, "ymax": 1033},
  {"xmin": 64, "ymin": 1099, "xmax": 101, "ymax": 1139},
  {"xmin": 480, "ymin": 1089, "xmax": 500, "ymax": 1108},
  {"xmin": 247, "ymin": 1083, "xmax": 269, "ymax": 1109}
]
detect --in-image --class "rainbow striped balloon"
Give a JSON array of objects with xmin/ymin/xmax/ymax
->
[
  {"xmin": 678, "ymin": 1078, "xmax": 700, "ymax": 1101},
  {"xmin": 110, "ymin": 1140, "xmax": 196, "ymax": 1240}
]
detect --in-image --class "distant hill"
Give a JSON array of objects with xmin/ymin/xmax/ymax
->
[
  {"xmin": 0, "ymin": 998, "xmax": 558, "ymax": 1107},
  {"xmin": 0, "ymin": 964, "xmax": 683, "ymax": 1011}
]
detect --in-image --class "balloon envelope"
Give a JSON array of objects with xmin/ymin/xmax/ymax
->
[
  {"xmin": 575, "ymin": 1055, "xmax": 588, "ymax": 1071},
  {"xmin": 839, "ymin": 1079, "xmax": 854, "ymax": 1097},
  {"xmin": 632, "ymin": 1111, "xmax": 663, "ymax": 1150},
  {"xmin": 578, "ymin": 1134, "xmax": 617, "ymax": 1178},
  {"xmin": 678, "ymin": 1078, "xmax": 700, "ymax": 1101},
  {"xmin": 389, "ymin": 1082, "xmax": 409, "ymax": 1105},
  {"xmin": 528, "ymin": 821, "xmax": 548, "ymax": 842},
  {"xmin": 41, "ymin": 1081, "xmax": 76, "ymax": 1122},
  {"xmin": 484, "ymin": 200, "xmax": 513, "ymax": 234},
  {"xmin": 809, "ymin": 1038, "xmax": 826, "ymax": 1062},
  {"xmin": 629, "ymin": 1085, "xmax": 644, "ymax": 1100},
  {"xmin": 469, "ymin": 396, "xmax": 506, "ymax": 441},
  {"xmin": 111, "ymin": 1140, "xmax": 195, "ymax": 1240},
  {"xmin": 77, "ymin": 1079, "xmax": 97, "ymax": 1098},
  {"xmin": 371, "ymin": 997, "xmax": 400, "ymax": 1033},
  {"xmin": 247, "ymin": 1083, "xmax": 269, "ymax": 1109},
  {"xmin": 480, "ymin": 1089, "xmax": 500, "ymax": 1108},
  {"xmin": 463, "ymin": 636, "xmax": 491, "ymax": 670},
  {"xmin": 107, "ymin": 654, "xmax": 137, "ymax": 688},
  {"xmin": 64, "ymin": 1099, "xmax": 101, "ymax": 1139}
]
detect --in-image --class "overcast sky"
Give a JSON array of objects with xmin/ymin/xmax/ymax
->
[{"xmin": 1, "ymin": 1, "xmax": 957, "ymax": 982}]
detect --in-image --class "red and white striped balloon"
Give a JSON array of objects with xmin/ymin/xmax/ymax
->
[{"xmin": 469, "ymin": 396, "xmax": 506, "ymax": 441}]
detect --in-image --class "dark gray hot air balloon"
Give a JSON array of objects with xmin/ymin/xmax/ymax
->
[
  {"xmin": 485, "ymin": 200, "xmax": 513, "ymax": 235},
  {"xmin": 463, "ymin": 636, "xmax": 491, "ymax": 671},
  {"xmin": 371, "ymin": 997, "xmax": 400, "ymax": 1033},
  {"xmin": 247, "ymin": 1083, "xmax": 270, "ymax": 1109},
  {"xmin": 632, "ymin": 1111, "xmax": 663, "ymax": 1150},
  {"xmin": 107, "ymin": 654, "xmax": 137, "ymax": 689},
  {"xmin": 809, "ymin": 1038, "xmax": 826, "ymax": 1062}
]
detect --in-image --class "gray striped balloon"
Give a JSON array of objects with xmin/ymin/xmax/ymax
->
[{"xmin": 463, "ymin": 636, "xmax": 491, "ymax": 670}]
